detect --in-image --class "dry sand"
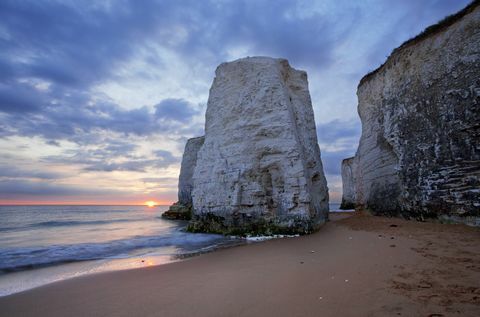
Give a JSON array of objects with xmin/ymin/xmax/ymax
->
[{"xmin": 0, "ymin": 213, "xmax": 479, "ymax": 317}]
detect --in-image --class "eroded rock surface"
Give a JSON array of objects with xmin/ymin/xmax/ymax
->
[
  {"xmin": 189, "ymin": 57, "xmax": 329, "ymax": 235},
  {"xmin": 163, "ymin": 136, "xmax": 204, "ymax": 220},
  {"xmin": 354, "ymin": 3, "xmax": 480, "ymax": 224},
  {"xmin": 340, "ymin": 157, "xmax": 357, "ymax": 210}
]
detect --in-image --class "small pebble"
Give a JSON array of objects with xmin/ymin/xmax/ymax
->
[
  {"xmin": 390, "ymin": 237, "xmax": 395, "ymax": 239},
  {"xmin": 141, "ymin": 260, "xmax": 145, "ymax": 263},
  {"xmin": 348, "ymin": 237, "xmax": 352, "ymax": 240},
  {"xmin": 345, "ymin": 279, "xmax": 349, "ymax": 282},
  {"xmin": 318, "ymin": 297, "xmax": 323, "ymax": 300},
  {"xmin": 389, "ymin": 224, "xmax": 398, "ymax": 228},
  {"xmin": 390, "ymin": 244, "xmax": 396, "ymax": 248},
  {"xmin": 310, "ymin": 250, "xmax": 315, "ymax": 253},
  {"xmin": 300, "ymin": 261, "xmax": 304, "ymax": 264}
]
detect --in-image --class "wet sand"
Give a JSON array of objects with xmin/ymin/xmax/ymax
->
[{"xmin": 0, "ymin": 212, "xmax": 479, "ymax": 317}]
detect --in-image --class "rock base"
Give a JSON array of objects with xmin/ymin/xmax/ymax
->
[
  {"xmin": 161, "ymin": 203, "xmax": 192, "ymax": 220},
  {"xmin": 187, "ymin": 213, "xmax": 326, "ymax": 236},
  {"xmin": 339, "ymin": 201, "xmax": 355, "ymax": 210}
]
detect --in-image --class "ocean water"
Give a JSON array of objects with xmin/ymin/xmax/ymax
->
[
  {"xmin": 0, "ymin": 205, "xmax": 238, "ymax": 296},
  {"xmin": 0, "ymin": 203, "xmax": 345, "ymax": 296}
]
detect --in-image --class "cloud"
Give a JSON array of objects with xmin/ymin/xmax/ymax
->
[
  {"xmin": 0, "ymin": 0, "xmax": 471, "ymax": 203},
  {"xmin": 154, "ymin": 99, "xmax": 199, "ymax": 123},
  {"xmin": 0, "ymin": 179, "xmax": 117, "ymax": 197},
  {"xmin": 316, "ymin": 119, "xmax": 361, "ymax": 176},
  {"xmin": 141, "ymin": 177, "xmax": 178, "ymax": 184},
  {"xmin": 317, "ymin": 119, "xmax": 361, "ymax": 147},
  {"xmin": 141, "ymin": 177, "xmax": 178, "ymax": 190},
  {"xmin": 0, "ymin": 165, "xmax": 65, "ymax": 180},
  {"xmin": 43, "ymin": 142, "xmax": 180, "ymax": 173}
]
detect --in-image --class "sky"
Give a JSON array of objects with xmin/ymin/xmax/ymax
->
[{"xmin": 0, "ymin": 0, "xmax": 471, "ymax": 205}]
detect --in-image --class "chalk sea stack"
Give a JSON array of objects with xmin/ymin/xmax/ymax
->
[
  {"xmin": 162, "ymin": 136, "xmax": 204, "ymax": 220},
  {"xmin": 172, "ymin": 57, "xmax": 329, "ymax": 235},
  {"xmin": 347, "ymin": 2, "xmax": 480, "ymax": 225},
  {"xmin": 340, "ymin": 157, "xmax": 357, "ymax": 210}
]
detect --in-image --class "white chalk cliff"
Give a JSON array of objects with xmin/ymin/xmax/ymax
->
[
  {"xmin": 188, "ymin": 57, "xmax": 329, "ymax": 234},
  {"xmin": 163, "ymin": 136, "xmax": 204, "ymax": 220},
  {"xmin": 340, "ymin": 157, "xmax": 357, "ymax": 210},
  {"xmin": 352, "ymin": 2, "xmax": 480, "ymax": 224},
  {"xmin": 178, "ymin": 136, "xmax": 205, "ymax": 206}
]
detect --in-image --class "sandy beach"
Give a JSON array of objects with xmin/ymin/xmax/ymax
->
[{"xmin": 0, "ymin": 212, "xmax": 478, "ymax": 317}]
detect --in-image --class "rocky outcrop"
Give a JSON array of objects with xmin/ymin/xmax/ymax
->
[
  {"xmin": 353, "ymin": 2, "xmax": 480, "ymax": 225},
  {"xmin": 188, "ymin": 57, "xmax": 329, "ymax": 235},
  {"xmin": 162, "ymin": 136, "xmax": 204, "ymax": 220},
  {"xmin": 340, "ymin": 157, "xmax": 357, "ymax": 210}
]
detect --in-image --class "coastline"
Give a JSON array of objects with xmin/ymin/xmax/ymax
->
[{"xmin": 0, "ymin": 212, "xmax": 478, "ymax": 317}]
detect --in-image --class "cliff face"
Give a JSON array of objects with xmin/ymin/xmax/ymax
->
[
  {"xmin": 355, "ymin": 3, "xmax": 480, "ymax": 224},
  {"xmin": 189, "ymin": 57, "xmax": 329, "ymax": 235},
  {"xmin": 163, "ymin": 136, "xmax": 204, "ymax": 220},
  {"xmin": 340, "ymin": 157, "xmax": 357, "ymax": 210},
  {"xmin": 178, "ymin": 136, "xmax": 205, "ymax": 206}
]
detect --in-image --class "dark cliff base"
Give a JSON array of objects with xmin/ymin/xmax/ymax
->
[
  {"xmin": 340, "ymin": 200, "xmax": 355, "ymax": 210},
  {"xmin": 161, "ymin": 202, "xmax": 192, "ymax": 220},
  {"xmin": 358, "ymin": 205, "xmax": 480, "ymax": 227},
  {"xmin": 187, "ymin": 213, "xmax": 328, "ymax": 236}
]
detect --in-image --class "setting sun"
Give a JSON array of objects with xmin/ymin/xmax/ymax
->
[{"xmin": 145, "ymin": 201, "xmax": 157, "ymax": 207}]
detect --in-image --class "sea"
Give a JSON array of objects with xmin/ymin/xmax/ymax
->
[{"xmin": 0, "ymin": 203, "xmax": 345, "ymax": 296}]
